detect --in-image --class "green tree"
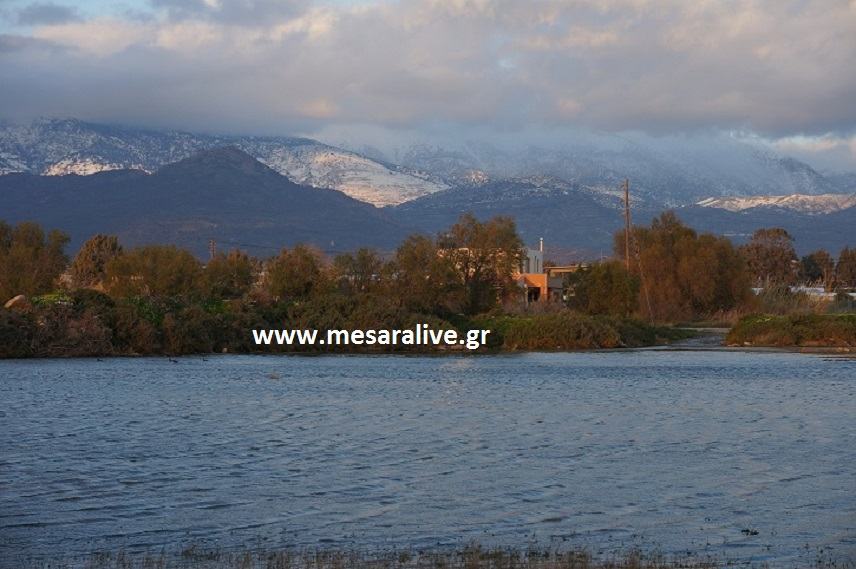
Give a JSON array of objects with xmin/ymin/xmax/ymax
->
[
  {"xmin": 333, "ymin": 248, "xmax": 384, "ymax": 295},
  {"xmin": 837, "ymin": 247, "xmax": 856, "ymax": 289},
  {"xmin": 388, "ymin": 235, "xmax": 461, "ymax": 314},
  {"xmin": 615, "ymin": 212, "xmax": 752, "ymax": 321},
  {"xmin": 264, "ymin": 244, "xmax": 326, "ymax": 301},
  {"xmin": 740, "ymin": 228, "xmax": 797, "ymax": 287},
  {"xmin": 437, "ymin": 213, "xmax": 524, "ymax": 314},
  {"xmin": 69, "ymin": 234, "xmax": 123, "ymax": 288},
  {"xmin": 0, "ymin": 221, "xmax": 69, "ymax": 302},
  {"xmin": 567, "ymin": 261, "xmax": 638, "ymax": 317},
  {"xmin": 203, "ymin": 249, "xmax": 256, "ymax": 299},
  {"xmin": 105, "ymin": 245, "xmax": 202, "ymax": 298},
  {"xmin": 800, "ymin": 249, "xmax": 835, "ymax": 290}
]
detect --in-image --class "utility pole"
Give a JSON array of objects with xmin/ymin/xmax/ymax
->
[
  {"xmin": 621, "ymin": 178, "xmax": 653, "ymax": 320},
  {"xmin": 208, "ymin": 239, "xmax": 217, "ymax": 261},
  {"xmin": 623, "ymin": 178, "xmax": 631, "ymax": 270}
]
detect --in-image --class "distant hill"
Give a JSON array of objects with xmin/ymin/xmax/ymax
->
[
  {"xmin": 390, "ymin": 178, "xmax": 855, "ymax": 257},
  {"xmin": 390, "ymin": 178, "xmax": 650, "ymax": 256},
  {"xmin": 671, "ymin": 205, "xmax": 856, "ymax": 255},
  {"xmin": 0, "ymin": 147, "xmax": 406, "ymax": 257}
]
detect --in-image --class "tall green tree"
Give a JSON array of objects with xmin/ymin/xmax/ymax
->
[
  {"xmin": 105, "ymin": 245, "xmax": 202, "ymax": 297},
  {"xmin": 264, "ymin": 244, "xmax": 326, "ymax": 301},
  {"xmin": 0, "ymin": 221, "xmax": 69, "ymax": 302},
  {"xmin": 800, "ymin": 249, "xmax": 835, "ymax": 290},
  {"xmin": 69, "ymin": 234, "xmax": 123, "ymax": 288},
  {"xmin": 389, "ymin": 235, "xmax": 461, "ymax": 314},
  {"xmin": 740, "ymin": 228, "xmax": 797, "ymax": 286},
  {"xmin": 567, "ymin": 261, "xmax": 638, "ymax": 317},
  {"xmin": 837, "ymin": 247, "xmax": 856, "ymax": 289},
  {"xmin": 615, "ymin": 212, "xmax": 752, "ymax": 321},
  {"xmin": 333, "ymin": 248, "xmax": 384, "ymax": 295},
  {"xmin": 203, "ymin": 250, "xmax": 256, "ymax": 299},
  {"xmin": 437, "ymin": 213, "xmax": 524, "ymax": 314}
]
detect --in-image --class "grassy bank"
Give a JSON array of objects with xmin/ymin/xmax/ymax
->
[
  {"xmin": 469, "ymin": 313, "xmax": 694, "ymax": 351},
  {"xmin": 16, "ymin": 545, "xmax": 849, "ymax": 569},
  {"xmin": 726, "ymin": 313, "xmax": 856, "ymax": 348}
]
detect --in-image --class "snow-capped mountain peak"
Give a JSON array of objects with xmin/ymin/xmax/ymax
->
[{"xmin": 696, "ymin": 193, "xmax": 856, "ymax": 214}]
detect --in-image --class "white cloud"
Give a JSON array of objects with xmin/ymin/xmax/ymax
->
[{"xmin": 0, "ymin": 0, "xmax": 853, "ymax": 161}]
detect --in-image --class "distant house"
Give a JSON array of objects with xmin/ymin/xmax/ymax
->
[{"xmin": 515, "ymin": 239, "xmax": 586, "ymax": 303}]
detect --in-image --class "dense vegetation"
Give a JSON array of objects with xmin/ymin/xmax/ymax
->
[{"xmin": 1, "ymin": 211, "xmax": 854, "ymax": 357}]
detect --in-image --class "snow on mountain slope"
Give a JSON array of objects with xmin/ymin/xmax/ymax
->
[
  {"xmin": 4, "ymin": 118, "xmax": 855, "ymax": 208},
  {"xmin": 390, "ymin": 135, "xmax": 849, "ymax": 205},
  {"xmin": 0, "ymin": 119, "xmax": 446, "ymax": 206},
  {"xmin": 696, "ymin": 193, "xmax": 856, "ymax": 214},
  {"xmin": 246, "ymin": 143, "xmax": 447, "ymax": 207},
  {"xmin": 43, "ymin": 156, "xmax": 147, "ymax": 176}
]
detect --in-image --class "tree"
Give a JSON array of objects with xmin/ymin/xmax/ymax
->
[
  {"xmin": 437, "ymin": 213, "xmax": 524, "ymax": 314},
  {"xmin": 740, "ymin": 228, "xmax": 797, "ymax": 287},
  {"xmin": 615, "ymin": 212, "xmax": 752, "ymax": 321},
  {"xmin": 69, "ymin": 234, "xmax": 123, "ymax": 288},
  {"xmin": 567, "ymin": 261, "xmax": 638, "ymax": 317},
  {"xmin": 203, "ymin": 250, "xmax": 256, "ymax": 299},
  {"xmin": 105, "ymin": 245, "xmax": 202, "ymax": 297},
  {"xmin": 837, "ymin": 247, "xmax": 856, "ymax": 289},
  {"xmin": 0, "ymin": 221, "xmax": 69, "ymax": 302},
  {"xmin": 333, "ymin": 248, "xmax": 384, "ymax": 295},
  {"xmin": 800, "ymin": 249, "xmax": 835, "ymax": 290},
  {"xmin": 389, "ymin": 235, "xmax": 461, "ymax": 314},
  {"xmin": 264, "ymin": 244, "xmax": 326, "ymax": 301}
]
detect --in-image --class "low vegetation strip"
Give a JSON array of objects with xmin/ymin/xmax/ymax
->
[
  {"xmin": 471, "ymin": 313, "xmax": 693, "ymax": 351},
  {"xmin": 16, "ymin": 545, "xmax": 846, "ymax": 569},
  {"xmin": 727, "ymin": 314, "xmax": 856, "ymax": 347}
]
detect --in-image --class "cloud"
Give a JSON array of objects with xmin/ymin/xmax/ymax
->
[
  {"xmin": 0, "ymin": 0, "xmax": 854, "ymax": 157},
  {"xmin": 769, "ymin": 134, "xmax": 856, "ymax": 171},
  {"xmin": 16, "ymin": 2, "xmax": 80, "ymax": 26},
  {"xmin": 150, "ymin": 0, "xmax": 308, "ymax": 25}
]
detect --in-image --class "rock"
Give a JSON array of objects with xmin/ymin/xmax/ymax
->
[{"xmin": 4, "ymin": 294, "xmax": 32, "ymax": 312}]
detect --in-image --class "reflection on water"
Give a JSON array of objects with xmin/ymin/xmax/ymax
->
[{"xmin": 1, "ymin": 351, "xmax": 854, "ymax": 566}]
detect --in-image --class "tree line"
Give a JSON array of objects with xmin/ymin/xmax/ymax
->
[
  {"xmin": 1, "ymin": 212, "xmax": 852, "ymax": 357},
  {"xmin": 1, "ymin": 214, "xmax": 531, "ymax": 356}
]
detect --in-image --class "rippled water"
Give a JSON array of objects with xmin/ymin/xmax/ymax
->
[{"xmin": 1, "ymin": 350, "xmax": 855, "ymax": 566}]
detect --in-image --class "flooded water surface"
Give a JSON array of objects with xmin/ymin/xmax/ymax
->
[{"xmin": 1, "ymin": 350, "xmax": 854, "ymax": 566}]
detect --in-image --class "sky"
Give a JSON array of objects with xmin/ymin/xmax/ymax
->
[{"xmin": 1, "ymin": 0, "xmax": 855, "ymax": 171}]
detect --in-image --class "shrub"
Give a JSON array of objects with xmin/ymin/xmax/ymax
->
[{"xmin": 0, "ymin": 309, "xmax": 34, "ymax": 358}]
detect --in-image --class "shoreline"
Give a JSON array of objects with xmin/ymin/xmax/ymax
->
[
  {"xmin": 4, "ymin": 342, "xmax": 855, "ymax": 362},
  {"xmin": 5, "ymin": 326, "xmax": 856, "ymax": 361},
  {"xmin": 8, "ymin": 543, "xmax": 849, "ymax": 569}
]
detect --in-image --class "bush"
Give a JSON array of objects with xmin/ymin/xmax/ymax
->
[{"xmin": 0, "ymin": 309, "xmax": 34, "ymax": 358}]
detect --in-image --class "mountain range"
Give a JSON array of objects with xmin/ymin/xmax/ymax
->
[
  {"xmin": 0, "ymin": 147, "xmax": 405, "ymax": 257},
  {"xmin": 0, "ymin": 119, "xmax": 446, "ymax": 207},
  {"xmin": 1, "ymin": 119, "xmax": 854, "ymax": 257}
]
